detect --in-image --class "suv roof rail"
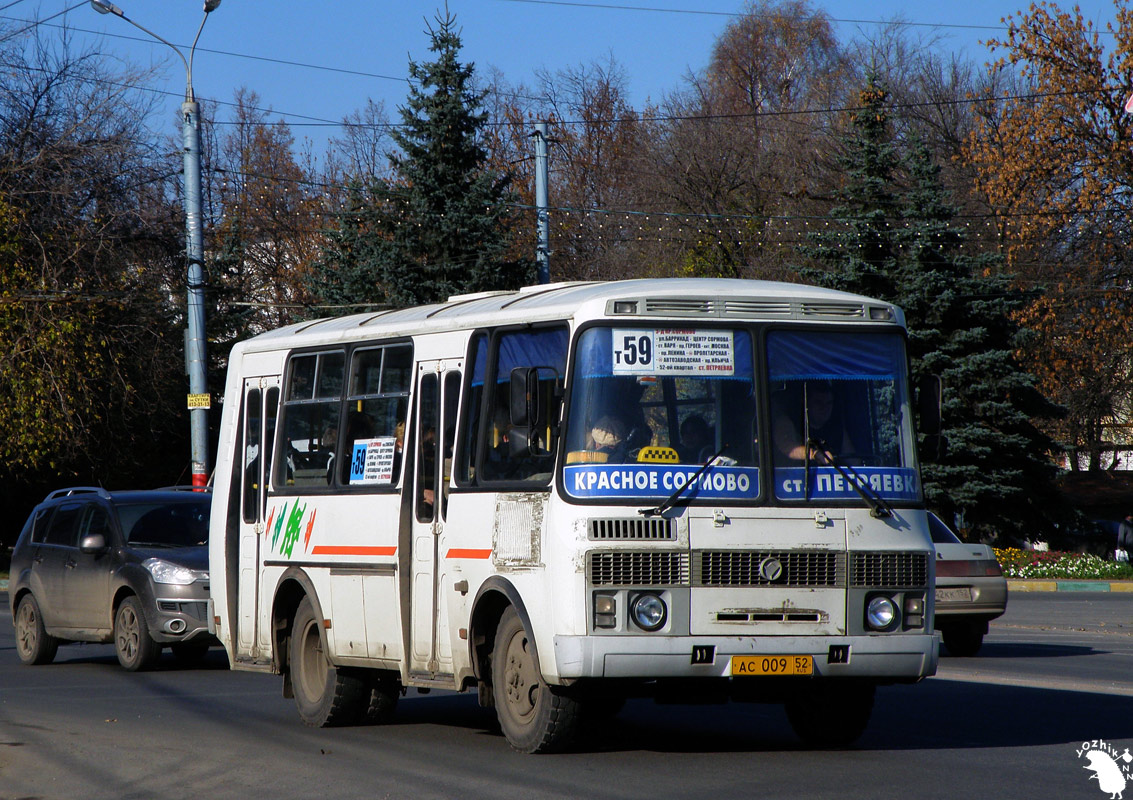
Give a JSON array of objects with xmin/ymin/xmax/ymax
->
[{"xmin": 45, "ymin": 486, "xmax": 112, "ymax": 501}]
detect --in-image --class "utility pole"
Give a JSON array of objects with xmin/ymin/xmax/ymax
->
[
  {"xmin": 533, "ymin": 122, "xmax": 550, "ymax": 284},
  {"xmin": 91, "ymin": 0, "xmax": 220, "ymax": 488},
  {"xmin": 182, "ymin": 94, "xmax": 209, "ymax": 487}
]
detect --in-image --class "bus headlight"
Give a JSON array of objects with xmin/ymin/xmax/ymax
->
[
  {"xmin": 630, "ymin": 593, "xmax": 667, "ymax": 631},
  {"xmin": 865, "ymin": 595, "xmax": 898, "ymax": 631}
]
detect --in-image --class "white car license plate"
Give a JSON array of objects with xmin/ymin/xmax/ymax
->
[{"xmin": 935, "ymin": 587, "xmax": 973, "ymax": 603}]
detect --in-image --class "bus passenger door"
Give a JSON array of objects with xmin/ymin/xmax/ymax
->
[
  {"xmin": 409, "ymin": 360, "xmax": 460, "ymax": 677},
  {"xmin": 237, "ymin": 377, "xmax": 279, "ymax": 661}
]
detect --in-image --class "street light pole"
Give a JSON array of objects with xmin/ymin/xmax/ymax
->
[{"xmin": 91, "ymin": 0, "xmax": 220, "ymax": 488}]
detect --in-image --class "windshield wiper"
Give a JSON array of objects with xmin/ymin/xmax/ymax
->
[
  {"xmin": 639, "ymin": 444, "xmax": 728, "ymax": 518},
  {"xmin": 807, "ymin": 438, "xmax": 893, "ymax": 519}
]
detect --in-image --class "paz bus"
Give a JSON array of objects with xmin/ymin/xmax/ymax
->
[{"xmin": 208, "ymin": 278, "xmax": 939, "ymax": 753}]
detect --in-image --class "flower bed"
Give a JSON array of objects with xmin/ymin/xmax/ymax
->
[{"xmin": 993, "ymin": 548, "xmax": 1133, "ymax": 580}]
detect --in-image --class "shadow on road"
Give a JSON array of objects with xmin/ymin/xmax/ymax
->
[
  {"xmin": 956, "ymin": 641, "xmax": 1095, "ymax": 659},
  {"xmin": 347, "ymin": 677, "xmax": 1129, "ymax": 755}
]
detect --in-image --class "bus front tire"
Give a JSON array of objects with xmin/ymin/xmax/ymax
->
[
  {"xmin": 290, "ymin": 596, "xmax": 366, "ymax": 727},
  {"xmin": 491, "ymin": 607, "xmax": 580, "ymax": 753},
  {"xmin": 785, "ymin": 682, "xmax": 875, "ymax": 748}
]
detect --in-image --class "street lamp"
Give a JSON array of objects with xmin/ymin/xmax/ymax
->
[{"xmin": 91, "ymin": 0, "xmax": 220, "ymax": 488}]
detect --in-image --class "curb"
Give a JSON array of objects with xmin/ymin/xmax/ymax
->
[{"xmin": 1008, "ymin": 579, "xmax": 1133, "ymax": 593}]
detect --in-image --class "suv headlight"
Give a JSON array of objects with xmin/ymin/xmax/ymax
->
[{"xmin": 143, "ymin": 558, "xmax": 201, "ymax": 585}]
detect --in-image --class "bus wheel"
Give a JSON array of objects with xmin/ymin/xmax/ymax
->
[
  {"xmin": 15, "ymin": 594, "xmax": 58, "ymax": 666},
  {"xmin": 785, "ymin": 682, "xmax": 875, "ymax": 748},
  {"xmin": 491, "ymin": 607, "xmax": 580, "ymax": 753},
  {"xmin": 364, "ymin": 674, "xmax": 401, "ymax": 724},
  {"xmin": 290, "ymin": 596, "xmax": 366, "ymax": 727}
]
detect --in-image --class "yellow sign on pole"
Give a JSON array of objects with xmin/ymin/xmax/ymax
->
[{"xmin": 187, "ymin": 393, "xmax": 211, "ymax": 409}]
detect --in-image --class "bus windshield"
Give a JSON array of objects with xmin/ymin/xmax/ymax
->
[
  {"xmin": 562, "ymin": 325, "xmax": 919, "ymax": 506},
  {"xmin": 563, "ymin": 326, "xmax": 760, "ymax": 502},
  {"xmin": 767, "ymin": 329, "xmax": 919, "ymax": 503}
]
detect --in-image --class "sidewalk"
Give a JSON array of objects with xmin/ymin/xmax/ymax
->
[{"xmin": 1008, "ymin": 579, "xmax": 1133, "ymax": 593}]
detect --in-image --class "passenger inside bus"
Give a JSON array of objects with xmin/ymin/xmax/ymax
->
[
  {"xmin": 585, "ymin": 414, "xmax": 629, "ymax": 463},
  {"xmin": 677, "ymin": 414, "xmax": 714, "ymax": 463},
  {"xmin": 773, "ymin": 381, "xmax": 854, "ymax": 464}
]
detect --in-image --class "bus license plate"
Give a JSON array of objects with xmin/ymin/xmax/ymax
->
[{"xmin": 731, "ymin": 655, "xmax": 813, "ymax": 676}]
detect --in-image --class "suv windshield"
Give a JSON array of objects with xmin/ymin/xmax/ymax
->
[
  {"xmin": 563, "ymin": 326, "xmax": 759, "ymax": 502},
  {"xmin": 118, "ymin": 500, "xmax": 210, "ymax": 547}
]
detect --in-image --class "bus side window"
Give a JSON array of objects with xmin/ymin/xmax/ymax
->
[
  {"xmin": 341, "ymin": 343, "xmax": 413, "ymax": 488},
  {"xmin": 441, "ymin": 370, "xmax": 460, "ymax": 517},
  {"xmin": 263, "ymin": 386, "xmax": 279, "ymax": 512},
  {"xmin": 456, "ymin": 332, "xmax": 487, "ymax": 485},
  {"xmin": 416, "ymin": 373, "xmax": 439, "ymax": 522},
  {"xmin": 242, "ymin": 388, "xmax": 262, "ymax": 523},
  {"xmin": 277, "ymin": 351, "xmax": 344, "ymax": 488}
]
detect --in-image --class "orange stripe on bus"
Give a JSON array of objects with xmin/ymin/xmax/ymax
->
[
  {"xmin": 309, "ymin": 545, "xmax": 397, "ymax": 556},
  {"xmin": 446, "ymin": 548, "xmax": 492, "ymax": 559}
]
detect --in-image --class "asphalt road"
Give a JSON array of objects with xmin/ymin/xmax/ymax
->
[{"xmin": 1, "ymin": 592, "xmax": 1130, "ymax": 800}]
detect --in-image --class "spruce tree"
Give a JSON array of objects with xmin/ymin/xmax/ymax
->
[
  {"xmin": 802, "ymin": 79, "xmax": 1063, "ymax": 540},
  {"xmin": 310, "ymin": 13, "xmax": 533, "ymax": 309},
  {"xmin": 305, "ymin": 180, "xmax": 388, "ymax": 311}
]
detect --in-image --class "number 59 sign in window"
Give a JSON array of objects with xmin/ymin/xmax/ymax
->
[{"xmin": 612, "ymin": 329, "xmax": 735, "ymax": 377}]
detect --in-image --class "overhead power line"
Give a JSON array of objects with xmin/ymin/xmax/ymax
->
[{"xmin": 493, "ymin": 0, "xmax": 1043, "ymax": 33}]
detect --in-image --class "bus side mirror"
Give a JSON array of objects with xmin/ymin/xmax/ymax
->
[
  {"xmin": 510, "ymin": 367, "xmax": 541, "ymax": 429},
  {"xmin": 916, "ymin": 374, "xmax": 945, "ymax": 462},
  {"xmin": 916, "ymin": 374, "xmax": 942, "ymax": 436},
  {"xmin": 509, "ymin": 367, "xmax": 561, "ymax": 458}
]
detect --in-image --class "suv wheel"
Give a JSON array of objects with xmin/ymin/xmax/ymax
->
[
  {"xmin": 15, "ymin": 595, "xmax": 59, "ymax": 665},
  {"xmin": 115, "ymin": 596, "xmax": 162, "ymax": 671}
]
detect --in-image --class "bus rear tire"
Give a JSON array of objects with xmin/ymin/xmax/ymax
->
[
  {"xmin": 785, "ymin": 682, "xmax": 874, "ymax": 748},
  {"xmin": 491, "ymin": 607, "xmax": 580, "ymax": 753},
  {"xmin": 290, "ymin": 596, "xmax": 366, "ymax": 727},
  {"xmin": 364, "ymin": 674, "xmax": 401, "ymax": 724}
]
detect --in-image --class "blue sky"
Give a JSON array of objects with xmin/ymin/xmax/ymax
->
[{"xmin": 2, "ymin": 0, "xmax": 1123, "ymax": 159}]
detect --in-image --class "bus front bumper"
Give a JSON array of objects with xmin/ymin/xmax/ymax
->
[{"xmin": 552, "ymin": 632, "xmax": 939, "ymax": 682}]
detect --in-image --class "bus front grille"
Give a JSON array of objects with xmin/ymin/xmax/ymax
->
[
  {"xmin": 589, "ymin": 518, "xmax": 675, "ymax": 541},
  {"xmin": 850, "ymin": 552, "xmax": 928, "ymax": 588},
  {"xmin": 693, "ymin": 551, "xmax": 845, "ymax": 587},
  {"xmin": 588, "ymin": 551, "xmax": 689, "ymax": 586}
]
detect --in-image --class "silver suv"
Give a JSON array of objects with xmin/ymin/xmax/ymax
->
[{"xmin": 9, "ymin": 487, "xmax": 214, "ymax": 671}]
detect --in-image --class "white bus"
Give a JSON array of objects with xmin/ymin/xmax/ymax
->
[{"xmin": 208, "ymin": 278, "xmax": 939, "ymax": 753}]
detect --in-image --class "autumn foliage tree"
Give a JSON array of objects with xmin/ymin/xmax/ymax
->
[
  {"xmin": 963, "ymin": 0, "xmax": 1133, "ymax": 470},
  {"xmin": 209, "ymin": 89, "xmax": 324, "ymax": 339},
  {"xmin": 0, "ymin": 30, "xmax": 189, "ymax": 526}
]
